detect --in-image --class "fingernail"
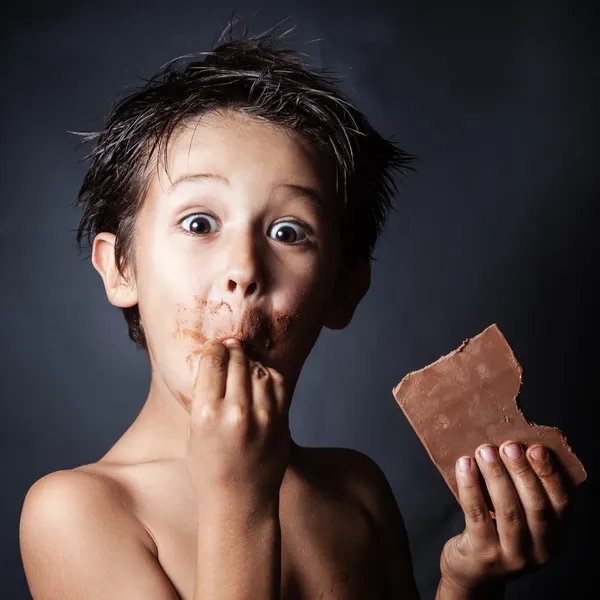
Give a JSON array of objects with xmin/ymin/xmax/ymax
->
[
  {"xmin": 503, "ymin": 443, "xmax": 522, "ymax": 459},
  {"xmin": 479, "ymin": 446, "xmax": 497, "ymax": 462},
  {"xmin": 223, "ymin": 338, "xmax": 241, "ymax": 347},
  {"xmin": 530, "ymin": 446, "xmax": 547, "ymax": 461},
  {"xmin": 458, "ymin": 457, "xmax": 472, "ymax": 473}
]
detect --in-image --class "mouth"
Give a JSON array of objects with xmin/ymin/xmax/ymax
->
[
  {"xmin": 208, "ymin": 309, "xmax": 273, "ymax": 360},
  {"xmin": 217, "ymin": 335, "xmax": 263, "ymax": 361}
]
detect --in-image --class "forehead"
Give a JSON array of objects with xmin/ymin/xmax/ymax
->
[{"xmin": 156, "ymin": 109, "xmax": 335, "ymax": 195}]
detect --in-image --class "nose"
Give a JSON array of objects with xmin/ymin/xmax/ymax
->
[
  {"xmin": 227, "ymin": 277, "xmax": 258, "ymax": 297},
  {"xmin": 222, "ymin": 228, "xmax": 263, "ymax": 299}
]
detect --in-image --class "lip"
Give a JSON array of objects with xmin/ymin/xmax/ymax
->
[
  {"xmin": 212, "ymin": 313, "xmax": 269, "ymax": 357},
  {"xmin": 217, "ymin": 333, "xmax": 249, "ymax": 345},
  {"xmin": 217, "ymin": 335, "xmax": 257, "ymax": 355}
]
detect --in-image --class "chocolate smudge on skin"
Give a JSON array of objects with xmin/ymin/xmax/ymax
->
[
  {"xmin": 171, "ymin": 297, "xmax": 300, "ymax": 374},
  {"xmin": 177, "ymin": 391, "xmax": 192, "ymax": 409}
]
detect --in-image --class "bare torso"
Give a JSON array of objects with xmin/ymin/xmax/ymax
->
[{"xmin": 74, "ymin": 444, "xmax": 384, "ymax": 600}]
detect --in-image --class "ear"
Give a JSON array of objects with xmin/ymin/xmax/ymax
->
[
  {"xmin": 91, "ymin": 233, "xmax": 138, "ymax": 308},
  {"xmin": 323, "ymin": 259, "xmax": 371, "ymax": 330}
]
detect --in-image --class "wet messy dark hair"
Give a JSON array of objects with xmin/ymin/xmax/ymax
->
[{"xmin": 73, "ymin": 20, "xmax": 418, "ymax": 352}]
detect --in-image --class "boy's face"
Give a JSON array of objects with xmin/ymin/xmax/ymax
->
[{"xmin": 120, "ymin": 110, "xmax": 355, "ymax": 410}]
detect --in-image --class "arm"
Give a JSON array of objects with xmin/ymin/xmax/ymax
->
[
  {"xmin": 194, "ymin": 497, "xmax": 281, "ymax": 600},
  {"xmin": 19, "ymin": 471, "xmax": 179, "ymax": 599}
]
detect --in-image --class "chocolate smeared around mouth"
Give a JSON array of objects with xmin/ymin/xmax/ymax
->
[{"xmin": 175, "ymin": 297, "xmax": 300, "ymax": 372}]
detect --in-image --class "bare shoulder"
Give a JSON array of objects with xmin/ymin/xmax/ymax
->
[
  {"xmin": 299, "ymin": 445, "xmax": 395, "ymax": 510},
  {"xmin": 20, "ymin": 467, "xmax": 154, "ymax": 553},
  {"xmin": 19, "ymin": 468, "xmax": 176, "ymax": 599},
  {"xmin": 21, "ymin": 467, "xmax": 125, "ymax": 515},
  {"xmin": 301, "ymin": 445, "xmax": 422, "ymax": 600},
  {"xmin": 23, "ymin": 465, "xmax": 137, "ymax": 513}
]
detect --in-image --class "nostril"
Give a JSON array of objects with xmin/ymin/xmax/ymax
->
[{"xmin": 227, "ymin": 280, "xmax": 258, "ymax": 295}]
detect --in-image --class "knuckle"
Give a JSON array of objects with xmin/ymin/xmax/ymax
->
[
  {"xmin": 502, "ymin": 504, "xmax": 523, "ymax": 525},
  {"xmin": 554, "ymin": 495, "xmax": 570, "ymax": 514},
  {"xmin": 509, "ymin": 461, "xmax": 532, "ymax": 476},
  {"xmin": 465, "ymin": 502, "xmax": 488, "ymax": 523},
  {"xmin": 528, "ymin": 498, "xmax": 551, "ymax": 520},
  {"xmin": 227, "ymin": 404, "xmax": 249, "ymax": 425},
  {"xmin": 487, "ymin": 466, "xmax": 506, "ymax": 481},
  {"xmin": 479, "ymin": 546, "xmax": 502, "ymax": 568},
  {"xmin": 255, "ymin": 406, "xmax": 274, "ymax": 423},
  {"xmin": 192, "ymin": 405, "xmax": 218, "ymax": 425},
  {"xmin": 252, "ymin": 363, "xmax": 270, "ymax": 380},
  {"xmin": 508, "ymin": 555, "xmax": 528, "ymax": 572},
  {"xmin": 535, "ymin": 462, "xmax": 557, "ymax": 479},
  {"xmin": 460, "ymin": 477, "xmax": 480, "ymax": 491},
  {"xmin": 269, "ymin": 368, "xmax": 284, "ymax": 383}
]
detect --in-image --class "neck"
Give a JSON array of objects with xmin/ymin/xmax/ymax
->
[{"xmin": 99, "ymin": 371, "xmax": 300, "ymax": 467}]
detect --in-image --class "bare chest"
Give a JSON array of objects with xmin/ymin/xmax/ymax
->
[{"xmin": 91, "ymin": 461, "xmax": 384, "ymax": 600}]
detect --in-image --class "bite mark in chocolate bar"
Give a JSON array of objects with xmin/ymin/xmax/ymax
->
[{"xmin": 392, "ymin": 324, "xmax": 587, "ymax": 511}]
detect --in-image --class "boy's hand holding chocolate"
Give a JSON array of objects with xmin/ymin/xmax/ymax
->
[
  {"xmin": 393, "ymin": 324, "xmax": 587, "ymax": 598},
  {"xmin": 185, "ymin": 338, "xmax": 291, "ymax": 510},
  {"xmin": 438, "ymin": 439, "xmax": 572, "ymax": 596}
]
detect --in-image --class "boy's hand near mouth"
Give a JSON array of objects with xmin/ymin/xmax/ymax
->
[{"xmin": 186, "ymin": 338, "xmax": 291, "ymax": 599}]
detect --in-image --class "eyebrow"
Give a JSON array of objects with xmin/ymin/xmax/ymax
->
[
  {"xmin": 167, "ymin": 172, "xmax": 327, "ymax": 210},
  {"xmin": 168, "ymin": 172, "xmax": 230, "ymax": 189}
]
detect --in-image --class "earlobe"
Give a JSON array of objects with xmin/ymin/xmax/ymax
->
[
  {"xmin": 91, "ymin": 233, "xmax": 138, "ymax": 308},
  {"xmin": 324, "ymin": 260, "xmax": 371, "ymax": 331}
]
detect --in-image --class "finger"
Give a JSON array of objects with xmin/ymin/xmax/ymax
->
[
  {"xmin": 194, "ymin": 340, "xmax": 228, "ymax": 408},
  {"xmin": 266, "ymin": 367, "xmax": 288, "ymax": 420},
  {"xmin": 475, "ymin": 445, "xmax": 527, "ymax": 562},
  {"xmin": 499, "ymin": 441, "xmax": 552, "ymax": 564},
  {"xmin": 455, "ymin": 455, "xmax": 498, "ymax": 550},
  {"xmin": 526, "ymin": 445, "xmax": 571, "ymax": 520},
  {"xmin": 249, "ymin": 360, "xmax": 275, "ymax": 424},
  {"xmin": 222, "ymin": 339, "xmax": 251, "ymax": 409}
]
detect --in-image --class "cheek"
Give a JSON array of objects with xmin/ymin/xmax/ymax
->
[
  {"xmin": 135, "ymin": 240, "xmax": 207, "ymax": 362},
  {"xmin": 137, "ymin": 225, "xmax": 207, "ymax": 304},
  {"xmin": 137, "ymin": 256, "xmax": 186, "ymax": 323},
  {"xmin": 278, "ymin": 260, "xmax": 336, "ymax": 333}
]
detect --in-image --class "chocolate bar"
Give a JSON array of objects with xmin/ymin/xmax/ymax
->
[{"xmin": 392, "ymin": 324, "xmax": 587, "ymax": 513}]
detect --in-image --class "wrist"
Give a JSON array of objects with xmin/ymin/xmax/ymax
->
[
  {"xmin": 201, "ymin": 492, "xmax": 280, "ymax": 521},
  {"xmin": 437, "ymin": 575, "xmax": 506, "ymax": 600},
  {"xmin": 436, "ymin": 575, "xmax": 473, "ymax": 600}
]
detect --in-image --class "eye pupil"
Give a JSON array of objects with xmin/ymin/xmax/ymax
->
[
  {"xmin": 190, "ymin": 217, "xmax": 210, "ymax": 234},
  {"xmin": 275, "ymin": 226, "xmax": 296, "ymax": 243}
]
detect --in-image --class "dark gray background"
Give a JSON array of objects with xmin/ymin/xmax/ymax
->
[{"xmin": 2, "ymin": 1, "xmax": 597, "ymax": 598}]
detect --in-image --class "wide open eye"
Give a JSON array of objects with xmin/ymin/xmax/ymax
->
[
  {"xmin": 268, "ymin": 221, "xmax": 309, "ymax": 244},
  {"xmin": 180, "ymin": 213, "xmax": 218, "ymax": 235}
]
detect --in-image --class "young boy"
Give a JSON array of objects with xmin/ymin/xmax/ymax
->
[{"xmin": 19, "ymin": 26, "xmax": 573, "ymax": 600}]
